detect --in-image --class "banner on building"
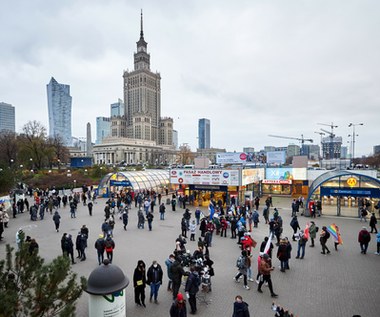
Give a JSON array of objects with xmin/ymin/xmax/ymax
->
[
  {"xmin": 266, "ymin": 151, "xmax": 286, "ymax": 164},
  {"xmin": 170, "ymin": 169, "xmax": 239, "ymax": 186}
]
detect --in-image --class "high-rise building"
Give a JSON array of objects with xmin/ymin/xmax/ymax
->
[
  {"xmin": 198, "ymin": 118, "xmax": 210, "ymax": 149},
  {"xmin": 110, "ymin": 99, "xmax": 125, "ymax": 117},
  {"xmin": 172, "ymin": 130, "xmax": 178, "ymax": 149},
  {"xmin": 301, "ymin": 144, "xmax": 320, "ymax": 160},
  {"xmin": 0, "ymin": 102, "xmax": 15, "ymax": 132},
  {"xmin": 374, "ymin": 145, "xmax": 380, "ymax": 155},
  {"xmin": 86, "ymin": 122, "xmax": 92, "ymax": 156},
  {"xmin": 340, "ymin": 146, "xmax": 348, "ymax": 159},
  {"xmin": 287, "ymin": 144, "xmax": 300, "ymax": 157},
  {"xmin": 322, "ymin": 136, "xmax": 342, "ymax": 159},
  {"xmin": 123, "ymin": 11, "xmax": 161, "ymax": 143},
  {"xmin": 47, "ymin": 77, "xmax": 72, "ymax": 146},
  {"xmin": 96, "ymin": 117, "xmax": 111, "ymax": 144}
]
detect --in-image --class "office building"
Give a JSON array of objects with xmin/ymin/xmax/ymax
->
[
  {"xmin": 374, "ymin": 145, "xmax": 380, "ymax": 155},
  {"xmin": 47, "ymin": 77, "xmax": 72, "ymax": 146},
  {"xmin": 111, "ymin": 99, "xmax": 125, "ymax": 117},
  {"xmin": 287, "ymin": 144, "xmax": 300, "ymax": 157},
  {"xmin": 0, "ymin": 102, "xmax": 15, "ymax": 132},
  {"xmin": 172, "ymin": 130, "xmax": 178, "ymax": 149},
  {"xmin": 96, "ymin": 117, "xmax": 111, "ymax": 144},
  {"xmin": 198, "ymin": 118, "xmax": 210, "ymax": 149},
  {"xmin": 340, "ymin": 146, "xmax": 348, "ymax": 159},
  {"xmin": 301, "ymin": 144, "xmax": 320, "ymax": 160}
]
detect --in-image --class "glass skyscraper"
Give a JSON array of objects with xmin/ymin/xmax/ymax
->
[
  {"xmin": 110, "ymin": 99, "xmax": 125, "ymax": 117},
  {"xmin": 47, "ymin": 77, "xmax": 72, "ymax": 146},
  {"xmin": 96, "ymin": 117, "xmax": 111, "ymax": 144},
  {"xmin": 198, "ymin": 118, "xmax": 210, "ymax": 149},
  {"xmin": 0, "ymin": 102, "xmax": 15, "ymax": 132}
]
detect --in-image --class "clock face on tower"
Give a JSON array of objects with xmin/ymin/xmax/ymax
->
[{"xmin": 138, "ymin": 46, "xmax": 145, "ymax": 52}]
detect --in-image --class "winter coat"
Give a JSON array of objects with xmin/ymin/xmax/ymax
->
[
  {"xmin": 133, "ymin": 264, "xmax": 146, "ymax": 288},
  {"xmin": 170, "ymin": 300, "xmax": 187, "ymax": 317},
  {"xmin": 370, "ymin": 215, "xmax": 377, "ymax": 227},
  {"xmin": 95, "ymin": 238, "xmax": 105, "ymax": 252},
  {"xmin": 170, "ymin": 261, "xmax": 185, "ymax": 284},
  {"xmin": 232, "ymin": 301, "xmax": 250, "ymax": 317},
  {"xmin": 309, "ymin": 223, "xmax": 317, "ymax": 239},
  {"xmin": 52, "ymin": 212, "xmax": 60, "ymax": 224},
  {"xmin": 358, "ymin": 230, "xmax": 371, "ymax": 244},
  {"xmin": 185, "ymin": 271, "xmax": 200, "ymax": 295},
  {"xmin": 277, "ymin": 244, "xmax": 289, "ymax": 261},
  {"xmin": 147, "ymin": 264, "xmax": 163, "ymax": 285}
]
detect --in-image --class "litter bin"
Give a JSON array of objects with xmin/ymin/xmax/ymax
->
[
  {"xmin": 84, "ymin": 259, "xmax": 129, "ymax": 317},
  {"xmin": 166, "ymin": 198, "xmax": 171, "ymax": 205}
]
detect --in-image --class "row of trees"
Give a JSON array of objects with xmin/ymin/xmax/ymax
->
[{"xmin": 0, "ymin": 121, "xmax": 69, "ymax": 171}]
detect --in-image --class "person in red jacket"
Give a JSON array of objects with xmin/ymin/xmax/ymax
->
[{"xmin": 358, "ymin": 227, "xmax": 371, "ymax": 254}]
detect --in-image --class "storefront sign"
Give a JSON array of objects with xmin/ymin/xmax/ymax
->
[
  {"xmin": 320, "ymin": 186, "xmax": 380, "ymax": 198},
  {"xmin": 189, "ymin": 185, "xmax": 228, "ymax": 192},
  {"xmin": 266, "ymin": 168, "xmax": 307, "ymax": 181},
  {"xmin": 170, "ymin": 169, "xmax": 239, "ymax": 186},
  {"xmin": 241, "ymin": 168, "xmax": 265, "ymax": 185},
  {"xmin": 262, "ymin": 179, "xmax": 292, "ymax": 185},
  {"xmin": 346, "ymin": 177, "xmax": 357, "ymax": 187},
  {"xmin": 110, "ymin": 180, "xmax": 132, "ymax": 187}
]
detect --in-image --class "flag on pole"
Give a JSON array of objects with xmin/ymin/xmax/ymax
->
[
  {"xmin": 263, "ymin": 232, "xmax": 273, "ymax": 255},
  {"xmin": 327, "ymin": 223, "xmax": 343, "ymax": 245},
  {"xmin": 208, "ymin": 203, "xmax": 215, "ymax": 220}
]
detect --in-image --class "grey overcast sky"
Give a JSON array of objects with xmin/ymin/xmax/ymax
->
[{"xmin": 1, "ymin": 0, "xmax": 379, "ymax": 156}]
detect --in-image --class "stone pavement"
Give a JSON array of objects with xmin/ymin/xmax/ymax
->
[{"xmin": 1, "ymin": 195, "xmax": 379, "ymax": 317}]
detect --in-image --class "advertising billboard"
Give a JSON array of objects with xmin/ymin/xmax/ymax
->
[
  {"xmin": 170, "ymin": 169, "xmax": 239, "ymax": 186},
  {"xmin": 241, "ymin": 168, "xmax": 265, "ymax": 185},
  {"xmin": 266, "ymin": 151, "xmax": 286, "ymax": 164},
  {"xmin": 216, "ymin": 152, "xmax": 255, "ymax": 164},
  {"xmin": 265, "ymin": 168, "xmax": 307, "ymax": 181}
]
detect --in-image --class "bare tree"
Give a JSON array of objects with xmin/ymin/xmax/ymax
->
[
  {"xmin": 178, "ymin": 143, "xmax": 195, "ymax": 165},
  {"xmin": 0, "ymin": 131, "xmax": 18, "ymax": 167}
]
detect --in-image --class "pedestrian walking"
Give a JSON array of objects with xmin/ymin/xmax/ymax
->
[
  {"xmin": 195, "ymin": 208, "xmax": 201, "ymax": 225},
  {"xmin": 358, "ymin": 227, "xmax": 371, "ymax": 254},
  {"xmin": 375, "ymin": 232, "xmax": 380, "ymax": 255},
  {"xmin": 122, "ymin": 209, "xmax": 129, "ymax": 230},
  {"xmin": 234, "ymin": 250, "xmax": 250, "ymax": 290},
  {"xmin": 295, "ymin": 230, "xmax": 307, "ymax": 259},
  {"xmin": 52, "ymin": 211, "xmax": 61, "ymax": 232},
  {"xmin": 309, "ymin": 221, "xmax": 317, "ymax": 247},
  {"xmin": 159, "ymin": 202, "xmax": 166, "ymax": 220},
  {"xmin": 87, "ymin": 201, "xmax": 93, "ymax": 216},
  {"xmin": 147, "ymin": 260, "xmax": 163, "ymax": 304},
  {"xmin": 133, "ymin": 260, "xmax": 147, "ymax": 307},
  {"xmin": 189, "ymin": 220, "xmax": 196, "ymax": 241},
  {"xmin": 290, "ymin": 216, "xmax": 300, "ymax": 241},
  {"xmin": 277, "ymin": 239, "xmax": 289, "ymax": 272},
  {"xmin": 185, "ymin": 265, "xmax": 201, "ymax": 315},
  {"xmin": 138, "ymin": 209, "xmax": 145, "ymax": 229},
  {"xmin": 165, "ymin": 254, "xmax": 175, "ymax": 291},
  {"xmin": 232, "ymin": 295, "xmax": 250, "ymax": 317},
  {"xmin": 95, "ymin": 234, "xmax": 106, "ymax": 265},
  {"xmin": 257, "ymin": 254, "xmax": 278, "ymax": 298},
  {"xmin": 146, "ymin": 211, "xmax": 154, "ymax": 231},
  {"xmin": 170, "ymin": 256, "xmax": 186, "ymax": 300},
  {"xmin": 104, "ymin": 234, "xmax": 115, "ymax": 263},
  {"xmin": 369, "ymin": 213, "xmax": 378, "ymax": 233},
  {"xmin": 320, "ymin": 226, "xmax": 331, "ymax": 255},
  {"xmin": 63, "ymin": 234, "xmax": 76, "ymax": 264}
]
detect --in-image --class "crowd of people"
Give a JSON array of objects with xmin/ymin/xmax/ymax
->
[{"xmin": 1, "ymin": 185, "xmax": 379, "ymax": 317}]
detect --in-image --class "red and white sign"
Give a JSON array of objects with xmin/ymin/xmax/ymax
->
[
  {"xmin": 262, "ymin": 179, "xmax": 292, "ymax": 185},
  {"xmin": 170, "ymin": 169, "xmax": 239, "ymax": 186}
]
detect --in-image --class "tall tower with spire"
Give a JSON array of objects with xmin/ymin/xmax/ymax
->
[{"xmin": 123, "ymin": 10, "xmax": 161, "ymax": 143}]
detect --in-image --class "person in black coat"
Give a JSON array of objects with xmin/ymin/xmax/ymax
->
[
  {"xmin": 232, "ymin": 295, "xmax": 250, "ymax": 317},
  {"xmin": 146, "ymin": 260, "xmax": 164, "ymax": 303},
  {"xmin": 133, "ymin": 260, "xmax": 147, "ymax": 307},
  {"xmin": 170, "ymin": 257, "xmax": 186, "ymax": 300},
  {"xmin": 185, "ymin": 265, "xmax": 200, "ymax": 314}
]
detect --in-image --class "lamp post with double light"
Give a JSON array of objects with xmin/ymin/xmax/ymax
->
[{"xmin": 348, "ymin": 123, "xmax": 364, "ymax": 166}]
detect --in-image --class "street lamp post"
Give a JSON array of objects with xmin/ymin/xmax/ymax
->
[{"xmin": 348, "ymin": 123, "xmax": 364, "ymax": 166}]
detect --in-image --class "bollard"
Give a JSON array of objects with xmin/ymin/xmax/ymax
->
[{"xmin": 84, "ymin": 259, "xmax": 129, "ymax": 317}]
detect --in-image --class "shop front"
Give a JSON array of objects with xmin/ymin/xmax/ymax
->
[
  {"xmin": 169, "ymin": 168, "xmax": 240, "ymax": 207},
  {"xmin": 306, "ymin": 170, "xmax": 380, "ymax": 217},
  {"xmin": 263, "ymin": 168, "xmax": 308, "ymax": 196}
]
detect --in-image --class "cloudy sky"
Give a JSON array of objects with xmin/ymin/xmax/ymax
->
[{"xmin": 1, "ymin": 0, "xmax": 379, "ymax": 156}]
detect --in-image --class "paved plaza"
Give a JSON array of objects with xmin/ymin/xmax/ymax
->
[{"xmin": 1, "ymin": 195, "xmax": 379, "ymax": 316}]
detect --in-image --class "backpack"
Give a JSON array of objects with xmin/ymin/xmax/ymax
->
[
  {"xmin": 325, "ymin": 231, "xmax": 330, "ymax": 240},
  {"xmin": 236, "ymin": 256, "xmax": 245, "ymax": 269},
  {"xmin": 105, "ymin": 239, "xmax": 113, "ymax": 252}
]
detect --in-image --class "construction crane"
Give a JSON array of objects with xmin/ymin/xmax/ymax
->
[
  {"xmin": 317, "ymin": 122, "xmax": 338, "ymax": 137},
  {"xmin": 268, "ymin": 134, "xmax": 313, "ymax": 156},
  {"xmin": 268, "ymin": 134, "xmax": 313, "ymax": 144}
]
